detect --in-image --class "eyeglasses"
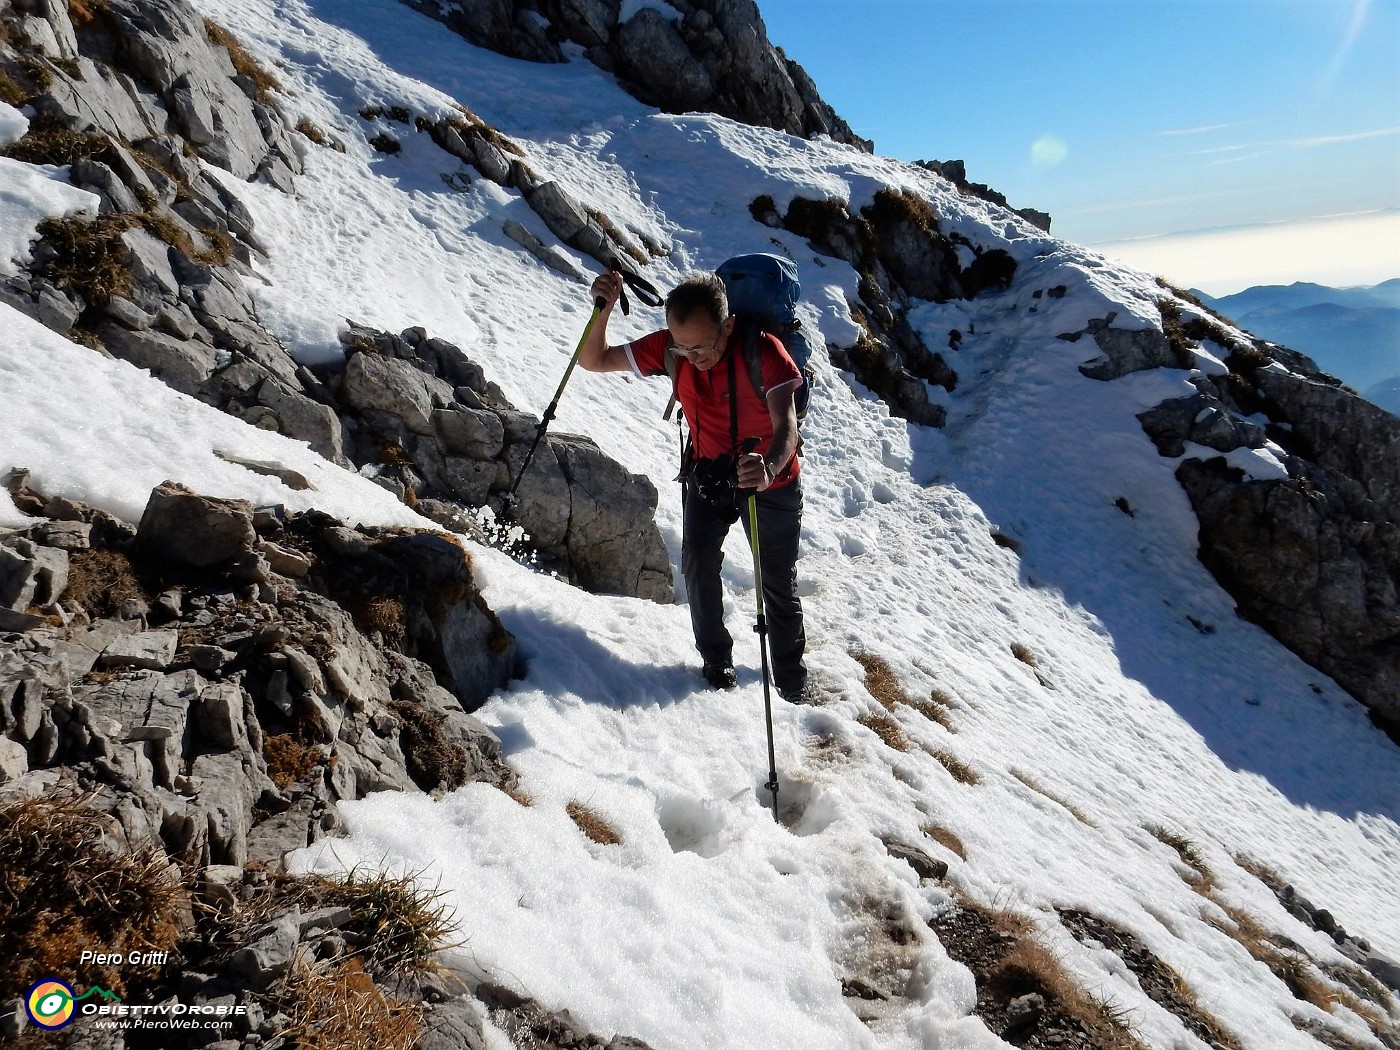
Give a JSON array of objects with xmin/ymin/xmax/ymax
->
[{"xmin": 669, "ymin": 329, "xmax": 726, "ymax": 360}]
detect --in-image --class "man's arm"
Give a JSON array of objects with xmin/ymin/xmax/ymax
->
[
  {"xmin": 737, "ymin": 383, "xmax": 799, "ymax": 491},
  {"xmin": 578, "ymin": 271, "xmax": 634, "ymax": 373}
]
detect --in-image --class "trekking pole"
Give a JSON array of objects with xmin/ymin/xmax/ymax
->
[
  {"xmin": 740, "ymin": 437, "xmax": 780, "ymax": 813},
  {"xmin": 505, "ymin": 295, "xmax": 606, "ymax": 506}
]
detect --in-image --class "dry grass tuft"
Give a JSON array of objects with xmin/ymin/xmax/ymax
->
[
  {"xmin": 295, "ymin": 118, "xmax": 328, "ymax": 145},
  {"xmin": 1148, "ymin": 825, "xmax": 1216, "ymax": 893},
  {"xmin": 857, "ymin": 710, "xmax": 909, "ymax": 752},
  {"xmin": 221, "ymin": 867, "xmax": 458, "ymax": 980},
  {"xmin": 1011, "ymin": 770, "xmax": 1098, "ymax": 827},
  {"xmin": 387, "ymin": 696, "xmax": 473, "ymax": 792},
  {"xmin": 497, "ymin": 783, "xmax": 533, "ymax": 806},
  {"xmin": 61, "ymin": 547, "xmax": 148, "ymax": 618},
  {"xmin": 925, "ymin": 746, "xmax": 981, "ymax": 785},
  {"xmin": 263, "ymin": 733, "xmax": 323, "ymax": 789},
  {"xmin": 567, "ymin": 801, "xmax": 620, "ymax": 845},
  {"xmin": 922, "ymin": 824, "xmax": 966, "ymax": 859},
  {"xmin": 1, "ymin": 113, "xmax": 111, "ymax": 165},
  {"xmin": 931, "ymin": 897, "xmax": 1146, "ymax": 1049},
  {"xmin": 365, "ymin": 595, "xmax": 406, "ymax": 644},
  {"xmin": 33, "ymin": 213, "xmax": 138, "ymax": 304},
  {"xmin": 1010, "ymin": 642, "xmax": 1039, "ymax": 667},
  {"xmin": 139, "ymin": 210, "xmax": 234, "ymax": 267},
  {"xmin": 851, "ymin": 650, "xmax": 903, "ymax": 710},
  {"xmin": 0, "ymin": 794, "xmax": 184, "ymax": 1001},
  {"xmin": 204, "ymin": 19, "xmax": 281, "ymax": 102},
  {"xmin": 280, "ymin": 956, "xmax": 420, "ymax": 1050}
]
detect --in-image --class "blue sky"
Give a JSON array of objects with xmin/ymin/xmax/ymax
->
[{"xmin": 758, "ymin": 0, "xmax": 1400, "ymax": 292}]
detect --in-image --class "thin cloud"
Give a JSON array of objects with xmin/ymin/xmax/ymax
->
[
  {"xmin": 1155, "ymin": 122, "xmax": 1243, "ymax": 137},
  {"xmin": 1185, "ymin": 126, "xmax": 1400, "ymax": 157},
  {"xmin": 1060, "ymin": 189, "xmax": 1244, "ymax": 217}
]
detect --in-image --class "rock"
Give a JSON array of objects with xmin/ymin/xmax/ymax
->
[
  {"xmin": 551, "ymin": 434, "xmax": 674, "ymax": 603},
  {"xmin": 32, "ymin": 520, "xmax": 93, "ymax": 551},
  {"xmin": 189, "ymin": 644, "xmax": 237, "ymax": 673},
  {"xmin": 342, "ymin": 351, "xmax": 455, "ymax": 435},
  {"xmin": 434, "ymin": 406, "xmax": 507, "ymax": 460},
  {"xmin": 0, "ymin": 538, "xmax": 69, "ymax": 611},
  {"xmin": 256, "ymin": 381, "xmax": 348, "ymax": 465},
  {"xmin": 1177, "ymin": 456, "xmax": 1400, "ymax": 727},
  {"xmin": 1076, "ymin": 315, "xmax": 1186, "ymax": 380},
  {"xmin": 246, "ymin": 797, "xmax": 315, "ymax": 869},
  {"xmin": 194, "ymin": 679, "xmax": 250, "ymax": 751},
  {"xmin": 228, "ymin": 908, "xmax": 301, "ymax": 990},
  {"xmin": 138, "ymin": 481, "xmax": 256, "ymax": 567},
  {"xmin": 322, "ymin": 526, "xmax": 370, "ymax": 558},
  {"xmin": 95, "ymin": 323, "xmax": 219, "ymax": 396},
  {"xmin": 0, "ymin": 608, "xmax": 47, "ymax": 632},
  {"xmin": 99, "ymin": 630, "xmax": 179, "ymax": 670},
  {"xmin": 0, "ymin": 737, "xmax": 29, "ymax": 783},
  {"xmin": 191, "ymin": 750, "xmax": 259, "ymax": 865},
  {"xmin": 882, "ymin": 838, "xmax": 949, "ymax": 882},
  {"xmin": 441, "ymin": 458, "xmax": 501, "ymax": 506},
  {"xmin": 258, "ymin": 540, "xmax": 312, "ymax": 577}
]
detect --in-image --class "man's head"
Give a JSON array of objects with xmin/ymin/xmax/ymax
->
[{"xmin": 666, "ymin": 273, "xmax": 734, "ymax": 372}]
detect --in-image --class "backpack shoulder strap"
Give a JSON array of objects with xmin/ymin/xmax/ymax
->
[
  {"xmin": 740, "ymin": 320, "xmax": 767, "ymax": 403},
  {"xmin": 662, "ymin": 344, "xmax": 681, "ymax": 421}
]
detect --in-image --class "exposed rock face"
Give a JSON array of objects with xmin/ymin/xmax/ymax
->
[
  {"xmin": 1068, "ymin": 299, "xmax": 1400, "ymax": 731},
  {"xmin": 330, "ymin": 323, "xmax": 675, "ymax": 603},
  {"xmin": 403, "ymin": 0, "xmax": 869, "ymax": 151},
  {"xmin": 1, "ymin": 476, "xmax": 518, "ymax": 865},
  {"xmin": 753, "ymin": 189, "xmax": 1022, "ymax": 428},
  {"xmin": 917, "ymin": 158, "xmax": 1052, "ymax": 233}
]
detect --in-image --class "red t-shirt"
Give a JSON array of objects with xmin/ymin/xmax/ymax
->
[{"xmin": 626, "ymin": 329, "xmax": 803, "ymax": 487}]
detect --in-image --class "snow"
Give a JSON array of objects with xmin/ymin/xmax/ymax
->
[
  {"xmin": 0, "ymin": 158, "xmax": 97, "ymax": 278},
  {"xmin": 0, "ymin": 101, "xmax": 27, "ymax": 145},
  {"xmin": 2, "ymin": 0, "xmax": 1397, "ymax": 1047}
]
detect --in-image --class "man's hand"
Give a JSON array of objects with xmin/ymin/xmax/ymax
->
[
  {"xmin": 737, "ymin": 451, "xmax": 772, "ymax": 492},
  {"xmin": 591, "ymin": 271, "xmax": 624, "ymax": 312}
]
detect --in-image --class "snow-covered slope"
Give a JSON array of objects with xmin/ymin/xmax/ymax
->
[{"xmin": 3, "ymin": 1, "xmax": 1397, "ymax": 1047}]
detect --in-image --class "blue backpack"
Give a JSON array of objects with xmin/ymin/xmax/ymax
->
[{"xmin": 664, "ymin": 253, "xmax": 814, "ymax": 422}]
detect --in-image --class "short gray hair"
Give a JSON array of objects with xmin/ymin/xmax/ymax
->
[{"xmin": 665, "ymin": 272, "xmax": 728, "ymax": 327}]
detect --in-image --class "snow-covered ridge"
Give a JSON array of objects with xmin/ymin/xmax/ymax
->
[{"xmin": 1, "ymin": 0, "xmax": 1398, "ymax": 1047}]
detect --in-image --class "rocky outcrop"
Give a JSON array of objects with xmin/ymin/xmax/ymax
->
[
  {"xmin": 403, "ymin": 0, "xmax": 868, "ymax": 152},
  {"xmin": 2, "ymin": 6, "xmax": 674, "ymax": 604},
  {"xmin": 753, "ymin": 188, "xmax": 1023, "ymax": 428},
  {"xmin": 328, "ymin": 322, "xmax": 675, "ymax": 603},
  {"xmin": 1, "ymin": 474, "xmax": 517, "ymax": 860},
  {"xmin": 917, "ymin": 158, "xmax": 1052, "ymax": 233},
  {"xmin": 1072, "ymin": 297, "xmax": 1400, "ymax": 732}
]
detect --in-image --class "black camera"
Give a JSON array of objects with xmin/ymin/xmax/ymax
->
[{"xmin": 688, "ymin": 454, "xmax": 740, "ymax": 521}]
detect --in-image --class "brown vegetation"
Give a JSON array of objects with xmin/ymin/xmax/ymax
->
[
  {"xmin": 203, "ymin": 19, "xmax": 281, "ymax": 102},
  {"xmin": 567, "ymin": 801, "xmax": 620, "ymax": 845},
  {"xmin": 263, "ymin": 733, "xmax": 323, "ymax": 789},
  {"xmin": 925, "ymin": 746, "xmax": 981, "ymax": 785},
  {"xmin": 61, "ymin": 546, "xmax": 149, "ymax": 618},
  {"xmin": 0, "ymin": 794, "xmax": 184, "ymax": 1000},
  {"xmin": 857, "ymin": 710, "xmax": 909, "ymax": 752},
  {"xmin": 931, "ymin": 897, "xmax": 1146, "ymax": 1049}
]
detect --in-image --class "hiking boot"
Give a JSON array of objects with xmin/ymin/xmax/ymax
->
[
  {"xmin": 778, "ymin": 681, "xmax": 819, "ymax": 705},
  {"xmin": 702, "ymin": 662, "xmax": 737, "ymax": 690}
]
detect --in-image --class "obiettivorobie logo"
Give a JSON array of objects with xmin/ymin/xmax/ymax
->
[{"xmin": 25, "ymin": 979, "xmax": 121, "ymax": 1030}]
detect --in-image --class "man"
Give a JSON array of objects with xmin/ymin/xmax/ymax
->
[{"xmin": 580, "ymin": 269, "xmax": 810, "ymax": 703}]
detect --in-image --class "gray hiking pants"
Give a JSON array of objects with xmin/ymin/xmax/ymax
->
[{"xmin": 682, "ymin": 476, "xmax": 807, "ymax": 696}]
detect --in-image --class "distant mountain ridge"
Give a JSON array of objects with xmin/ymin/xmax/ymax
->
[{"xmin": 1193, "ymin": 281, "xmax": 1400, "ymax": 413}]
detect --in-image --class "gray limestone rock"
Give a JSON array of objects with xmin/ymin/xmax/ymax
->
[
  {"xmin": 552, "ymin": 434, "xmax": 674, "ymax": 603},
  {"xmin": 434, "ymin": 406, "xmax": 506, "ymax": 460},
  {"xmin": 228, "ymin": 908, "xmax": 301, "ymax": 990},
  {"xmin": 0, "ymin": 539, "xmax": 69, "ymax": 611},
  {"xmin": 99, "ymin": 630, "xmax": 179, "ymax": 671},
  {"xmin": 95, "ymin": 323, "xmax": 218, "ymax": 395},
  {"xmin": 1076, "ymin": 315, "xmax": 1187, "ymax": 381},
  {"xmin": 137, "ymin": 481, "xmax": 256, "ymax": 567},
  {"xmin": 343, "ymin": 352, "xmax": 455, "ymax": 435}
]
